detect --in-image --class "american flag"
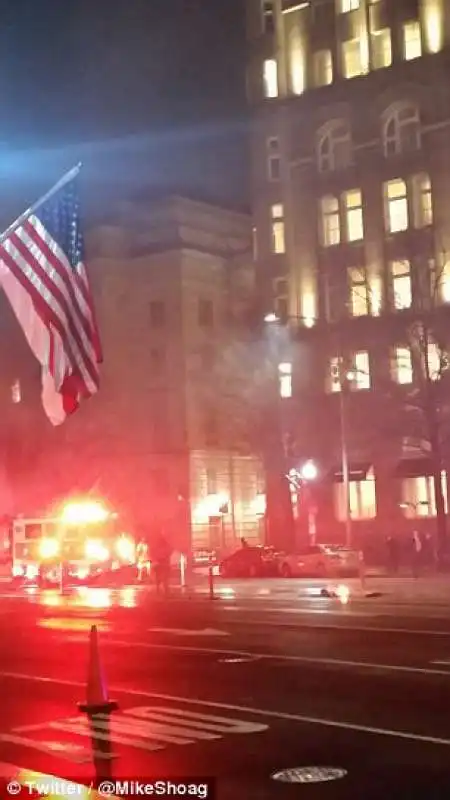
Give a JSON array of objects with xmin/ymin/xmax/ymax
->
[{"xmin": 0, "ymin": 176, "xmax": 101, "ymax": 424}]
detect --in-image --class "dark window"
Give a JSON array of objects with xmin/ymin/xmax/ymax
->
[
  {"xmin": 199, "ymin": 299, "xmax": 214, "ymax": 328},
  {"xmin": 201, "ymin": 347, "xmax": 215, "ymax": 370},
  {"xmin": 149, "ymin": 301, "xmax": 165, "ymax": 328},
  {"xmin": 24, "ymin": 524, "xmax": 43, "ymax": 540},
  {"xmin": 149, "ymin": 469, "xmax": 170, "ymax": 494},
  {"xmin": 263, "ymin": 1, "xmax": 275, "ymax": 33},
  {"xmin": 204, "ymin": 410, "xmax": 219, "ymax": 446},
  {"xmin": 206, "ymin": 467, "xmax": 217, "ymax": 494},
  {"xmin": 150, "ymin": 348, "xmax": 166, "ymax": 374},
  {"xmin": 275, "ymin": 297, "xmax": 288, "ymax": 320}
]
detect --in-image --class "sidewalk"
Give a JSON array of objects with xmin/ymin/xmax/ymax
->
[
  {"xmin": 355, "ymin": 574, "xmax": 450, "ymax": 604},
  {"xmin": 136, "ymin": 573, "xmax": 450, "ymax": 606},
  {"xmin": 4, "ymin": 573, "xmax": 450, "ymax": 608}
]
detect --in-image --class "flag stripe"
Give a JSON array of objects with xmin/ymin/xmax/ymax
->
[
  {"xmin": 75, "ymin": 261, "xmax": 103, "ymax": 362},
  {"xmin": 2, "ymin": 237, "xmax": 95, "ymax": 394},
  {"xmin": 17, "ymin": 229, "xmax": 96, "ymax": 374},
  {"xmin": 24, "ymin": 218, "xmax": 94, "ymax": 341},
  {"xmin": 17, "ymin": 224, "xmax": 99, "ymax": 387},
  {"xmin": 1, "ymin": 243, "xmax": 78, "ymax": 384},
  {"xmin": 8, "ymin": 232, "xmax": 97, "ymax": 394},
  {"xmin": 0, "ymin": 173, "xmax": 101, "ymax": 425},
  {"xmin": 31, "ymin": 214, "xmax": 94, "ymax": 328}
]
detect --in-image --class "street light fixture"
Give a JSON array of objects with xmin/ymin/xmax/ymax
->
[
  {"xmin": 301, "ymin": 460, "xmax": 318, "ymax": 482},
  {"xmin": 399, "ymin": 501, "xmax": 428, "ymax": 513}
]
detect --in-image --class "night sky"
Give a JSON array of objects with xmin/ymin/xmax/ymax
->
[{"xmin": 1, "ymin": 0, "xmax": 248, "ymax": 219}]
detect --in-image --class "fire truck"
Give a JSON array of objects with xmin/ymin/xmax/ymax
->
[{"xmin": 11, "ymin": 500, "xmax": 136, "ymax": 585}]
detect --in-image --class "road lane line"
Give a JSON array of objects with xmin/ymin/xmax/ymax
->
[
  {"xmin": 104, "ymin": 638, "xmax": 450, "ymax": 677},
  {"xmin": 1, "ymin": 676, "xmax": 449, "ymax": 749},
  {"xmin": 193, "ymin": 615, "xmax": 450, "ymax": 636},
  {"xmin": 1, "ymin": 636, "xmax": 450, "ymax": 687}
]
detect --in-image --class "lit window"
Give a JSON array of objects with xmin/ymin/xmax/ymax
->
[
  {"xmin": 426, "ymin": 341, "xmax": 442, "ymax": 381},
  {"xmin": 262, "ymin": 1, "xmax": 275, "ymax": 34},
  {"xmin": 267, "ymin": 137, "xmax": 281, "ymax": 181},
  {"xmin": 413, "ymin": 173, "xmax": 433, "ymax": 228},
  {"xmin": 436, "ymin": 258, "xmax": 450, "ymax": 304},
  {"xmin": 279, "ymin": 362, "xmax": 292, "ymax": 398},
  {"xmin": 340, "ymin": 0, "xmax": 360, "ymax": 12},
  {"xmin": 271, "ymin": 204, "xmax": 285, "ymax": 253},
  {"xmin": 348, "ymin": 268, "xmax": 369, "ymax": 316},
  {"xmin": 317, "ymin": 120, "xmax": 352, "ymax": 172},
  {"xmin": 327, "ymin": 354, "xmax": 370, "ymax": 392},
  {"xmin": 349, "ymin": 351, "xmax": 370, "ymax": 390},
  {"xmin": 384, "ymin": 179, "xmax": 408, "ymax": 233},
  {"xmin": 335, "ymin": 475, "xmax": 376, "ymax": 521},
  {"xmin": 392, "ymin": 347, "xmax": 413, "ymax": 384},
  {"xmin": 403, "ymin": 21, "xmax": 422, "ymax": 60},
  {"xmin": 344, "ymin": 189, "xmax": 364, "ymax": 241},
  {"xmin": 313, "ymin": 50, "xmax": 333, "ymax": 87},
  {"xmin": 371, "ymin": 29, "xmax": 392, "ymax": 70},
  {"xmin": 263, "ymin": 59, "xmax": 278, "ymax": 98},
  {"xmin": 328, "ymin": 357, "xmax": 342, "ymax": 393},
  {"xmin": 382, "ymin": 103, "xmax": 421, "ymax": 157},
  {"xmin": 320, "ymin": 196, "xmax": 340, "ymax": 247},
  {"xmin": 11, "ymin": 380, "xmax": 21, "ymax": 404},
  {"xmin": 390, "ymin": 260, "xmax": 412, "ymax": 310},
  {"xmin": 401, "ymin": 473, "xmax": 448, "ymax": 517},
  {"xmin": 342, "ymin": 39, "xmax": 363, "ymax": 79}
]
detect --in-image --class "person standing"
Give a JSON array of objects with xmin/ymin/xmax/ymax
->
[
  {"xmin": 152, "ymin": 535, "xmax": 172, "ymax": 596},
  {"xmin": 411, "ymin": 530, "xmax": 422, "ymax": 578},
  {"xmin": 386, "ymin": 535, "xmax": 399, "ymax": 575}
]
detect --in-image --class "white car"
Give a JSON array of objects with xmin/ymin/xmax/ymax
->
[{"xmin": 278, "ymin": 544, "xmax": 361, "ymax": 578}]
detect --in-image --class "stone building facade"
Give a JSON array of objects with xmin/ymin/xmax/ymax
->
[
  {"xmin": 0, "ymin": 196, "xmax": 265, "ymax": 553},
  {"xmin": 245, "ymin": 0, "xmax": 450, "ymax": 553}
]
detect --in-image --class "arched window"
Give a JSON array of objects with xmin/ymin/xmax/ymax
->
[
  {"xmin": 317, "ymin": 120, "xmax": 352, "ymax": 173},
  {"xmin": 382, "ymin": 102, "xmax": 421, "ymax": 157}
]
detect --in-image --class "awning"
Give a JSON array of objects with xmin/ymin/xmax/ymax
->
[
  {"xmin": 394, "ymin": 458, "xmax": 434, "ymax": 478},
  {"xmin": 332, "ymin": 462, "xmax": 373, "ymax": 482}
]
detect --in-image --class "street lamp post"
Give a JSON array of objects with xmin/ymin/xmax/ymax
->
[
  {"xmin": 264, "ymin": 313, "xmax": 296, "ymax": 551},
  {"xmin": 265, "ymin": 310, "xmax": 353, "ymax": 548},
  {"xmin": 287, "ymin": 461, "xmax": 318, "ymax": 547},
  {"xmin": 339, "ymin": 382, "xmax": 352, "ymax": 548},
  {"xmin": 336, "ymin": 360, "xmax": 352, "ymax": 548}
]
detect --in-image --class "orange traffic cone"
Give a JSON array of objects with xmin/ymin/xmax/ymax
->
[
  {"xmin": 78, "ymin": 625, "xmax": 118, "ymax": 784},
  {"xmin": 78, "ymin": 625, "xmax": 118, "ymax": 715}
]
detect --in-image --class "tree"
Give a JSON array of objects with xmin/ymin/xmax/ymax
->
[
  {"xmin": 390, "ymin": 311, "xmax": 450, "ymax": 559},
  {"xmin": 343, "ymin": 249, "xmax": 450, "ymax": 561},
  {"xmin": 192, "ymin": 319, "xmax": 296, "ymax": 550}
]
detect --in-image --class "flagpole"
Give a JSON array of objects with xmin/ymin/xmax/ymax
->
[{"xmin": 0, "ymin": 162, "xmax": 82, "ymax": 246}]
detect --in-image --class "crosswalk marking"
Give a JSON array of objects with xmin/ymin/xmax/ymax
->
[
  {"xmin": 50, "ymin": 720, "xmax": 164, "ymax": 751},
  {"xmin": 0, "ymin": 732, "xmax": 113, "ymax": 762},
  {"xmin": 0, "ymin": 705, "xmax": 268, "ymax": 763},
  {"xmin": 130, "ymin": 706, "xmax": 269, "ymax": 734}
]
